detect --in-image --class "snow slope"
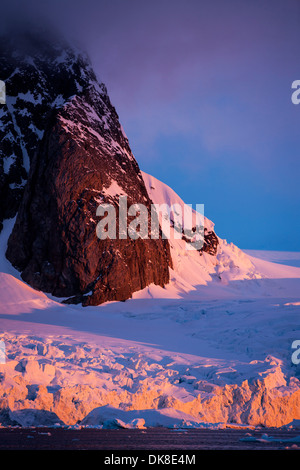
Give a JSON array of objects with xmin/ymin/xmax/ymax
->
[{"xmin": 0, "ymin": 174, "xmax": 300, "ymax": 429}]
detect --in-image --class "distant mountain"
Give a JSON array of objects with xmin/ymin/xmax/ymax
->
[{"xmin": 0, "ymin": 30, "xmax": 220, "ymax": 306}]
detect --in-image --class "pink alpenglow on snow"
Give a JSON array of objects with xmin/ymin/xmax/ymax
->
[{"xmin": 0, "ymin": 174, "xmax": 300, "ymax": 429}]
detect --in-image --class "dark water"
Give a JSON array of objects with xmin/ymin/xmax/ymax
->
[{"xmin": 0, "ymin": 427, "xmax": 299, "ymax": 451}]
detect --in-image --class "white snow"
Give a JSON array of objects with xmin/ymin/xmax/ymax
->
[
  {"xmin": 28, "ymin": 124, "xmax": 44, "ymax": 140},
  {"xmin": 17, "ymin": 91, "xmax": 43, "ymax": 105},
  {"xmin": 0, "ymin": 174, "xmax": 300, "ymax": 429},
  {"xmin": 3, "ymin": 154, "xmax": 16, "ymax": 174},
  {"xmin": 102, "ymin": 181, "xmax": 127, "ymax": 198},
  {"xmin": 5, "ymin": 96, "xmax": 31, "ymax": 173}
]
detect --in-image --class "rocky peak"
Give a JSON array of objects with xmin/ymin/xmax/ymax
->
[
  {"xmin": 3, "ymin": 30, "xmax": 172, "ymax": 305},
  {"xmin": 0, "ymin": 29, "xmax": 100, "ymax": 230}
]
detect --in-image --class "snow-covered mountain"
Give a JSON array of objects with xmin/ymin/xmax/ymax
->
[
  {"xmin": 1, "ymin": 30, "xmax": 172, "ymax": 306},
  {"xmin": 142, "ymin": 171, "xmax": 264, "ymax": 293},
  {"xmin": 0, "ymin": 29, "xmax": 260, "ymax": 308},
  {"xmin": 1, "ymin": 31, "xmax": 300, "ymax": 430}
]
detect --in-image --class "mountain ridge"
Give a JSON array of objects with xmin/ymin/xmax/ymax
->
[{"xmin": 1, "ymin": 31, "xmax": 222, "ymax": 305}]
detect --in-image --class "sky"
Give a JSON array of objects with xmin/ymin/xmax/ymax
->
[{"xmin": 2, "ymin": 0, "xmax": 300, "ymax": 250}]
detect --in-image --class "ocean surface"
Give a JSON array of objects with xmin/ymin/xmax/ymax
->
[{"xmin": 0, "ymin": 427, "xmax": 299, "ymax": 451}]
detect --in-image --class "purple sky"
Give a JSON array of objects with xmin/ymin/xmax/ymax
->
[{"xmin": 3, "ymin": 0, "xmax": 300, "ymax": 250}]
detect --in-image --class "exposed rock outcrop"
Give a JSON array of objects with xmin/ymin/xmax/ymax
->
[
  {"xmin": 2, "ymin": 31, "xmax": 171, "ymax": 305},
  {"xmin": 0, "ymin": 30, "xmax": 98, "ymax": 231}
]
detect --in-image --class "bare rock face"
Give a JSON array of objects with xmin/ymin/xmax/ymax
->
[
  {"xmin": 201, "ymin": 230, "xmax": 219, "ymax": 255},
  {"xmin": 0, "ymin": 30, "xmax": 98, "ymax": 232},
  {"xmin": 3, "ymin": 31, "xmax": 172, "ymax": 305}
]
